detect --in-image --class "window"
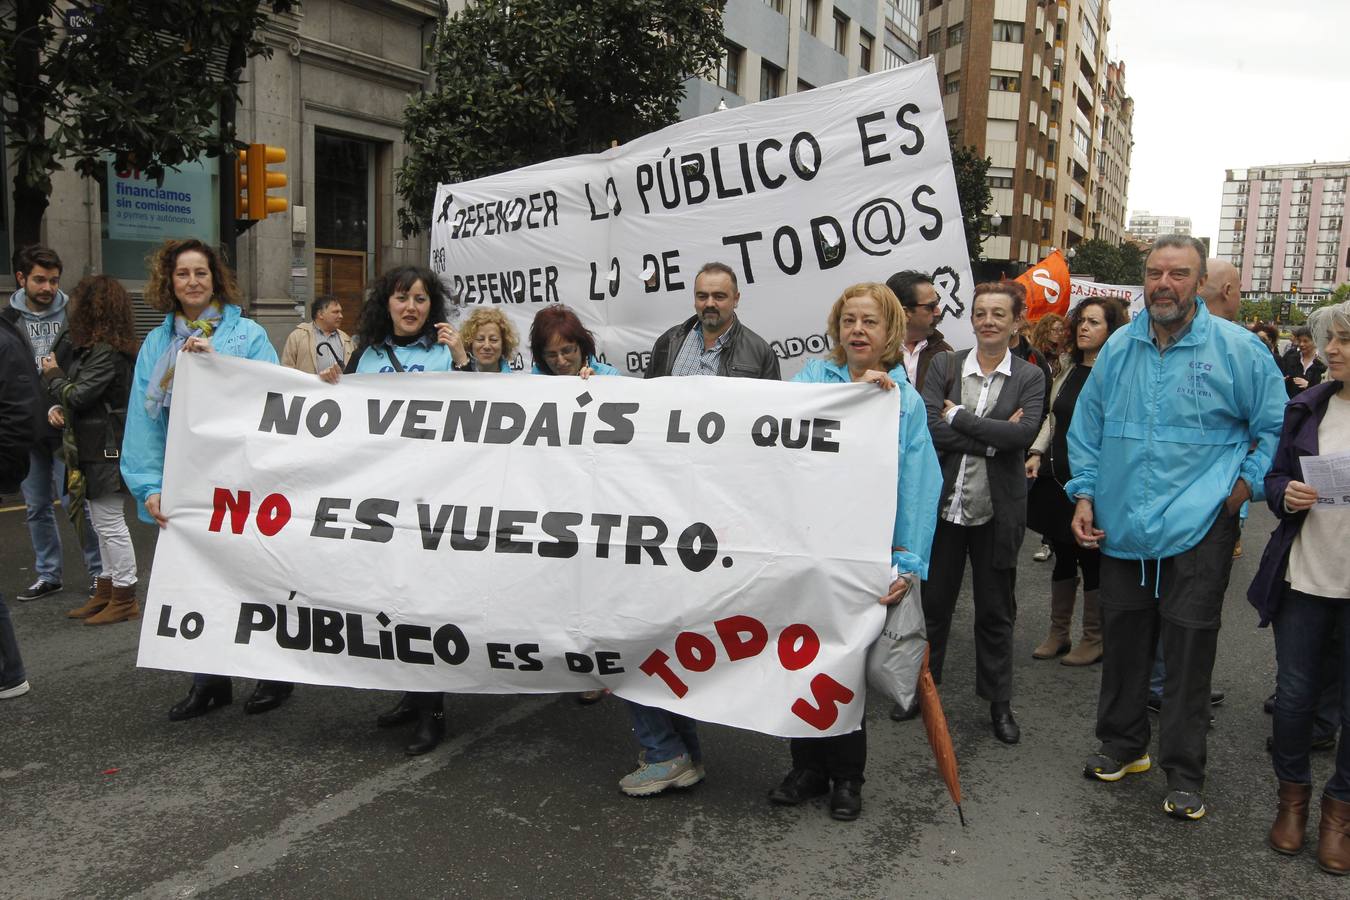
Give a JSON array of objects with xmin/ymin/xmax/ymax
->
[
  {"xmin": 988, "ymin": 174, "xmax": 1014, "ymax": 189},
  {"xmin": 760, "ymin": 61, "xmax": 782, "ymax": 101},
  {"xmin": 992, "ymin": 20, "xmax": 1024, "ymax": 42},
  {"xmin": 834, "ymin": 12, "xmax": 849, "ymax": 54},
  {"xmin": 989, "ymin": 71, "xmax": 1021, "ymax": 91},
  {"xmin": 100, "ymin": 152, "xmax": 220, "ymax": 280},
  {"xmin": 884, "ymin": 46, "xmax": 904, "ymax": 69},
  {"xmin": 926, "ymin": 28, "xmax": 940, "ymax": 56},
  {"xmin": 801, "ymin": 0, "xmax": 818, "ymax": 35},
  {"xmin": 1072, "ymin": 123, "xmax": 1091, "ymax": 157},
  {"xmin": 885, "ymin": 0, "xmax": 921, "ymax": 43},
  {"xmin": 716, "ymin": 43, "xmax": 742, "ymax": 95},
  {"xmin": 943, "ymin": 74, "xmax": 959, "ymax": 95},
  {"xmin": 859, "ymin": 30, "xmax": 873, "ymax": 72},
  {"xmin": 797, "ymin": 78, "xmax": 814, "ymax": 93},
  {"xmin": 947, "ymin": 23, "xmax": 962, "ymax": 47}
]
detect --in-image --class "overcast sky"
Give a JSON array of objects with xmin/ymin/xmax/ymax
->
[{"xmin": 1107, "ymin": 0, "xmax": 1350, "ymax": 244}]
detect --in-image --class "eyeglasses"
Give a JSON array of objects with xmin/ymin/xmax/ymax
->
[{"xmin": 910, "ymin": 302, "xmax": 940, "ymax": 312}]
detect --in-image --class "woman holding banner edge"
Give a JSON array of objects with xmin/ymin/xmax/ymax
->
[
  {"xmin": 319, "ymin": 264, "xmax": 466, "ymax": 756},
  {"xmin": 768, "ymin": 282, "xmax": 941, "ymax": 821},
  {"xmin": 120, "ymin": 239, "xmax": 288, "ymax": 721}
]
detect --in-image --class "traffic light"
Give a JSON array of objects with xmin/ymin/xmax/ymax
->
[
  {"xmin": 236, "ymin": 143, "xmax": 288, "ymax": 221},
  {"xmin": 1290, "ymin": 282, "xmax": 1299, "ymax": 296}
]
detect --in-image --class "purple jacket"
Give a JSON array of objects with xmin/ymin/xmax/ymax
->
[{"xmin": 1247, "ymin": 380, "xmax": 1344, "ymax": 625}]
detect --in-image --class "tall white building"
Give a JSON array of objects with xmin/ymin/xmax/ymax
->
[
  {"xmin": 1218, "ymin": 161, "xmax": 1350, "ymax": 296},
  {"xmin": 1127, "ymin": 211, "xmax": 1191, "ymax": 244}
]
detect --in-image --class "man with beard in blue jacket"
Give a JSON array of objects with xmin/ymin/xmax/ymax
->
[{"xmin": 1067, "ymin": 235, "xmax": 1284, "ymax": 822}]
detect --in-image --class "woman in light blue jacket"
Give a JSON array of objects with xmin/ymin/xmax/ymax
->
[
  {"xmin": 321, "ymin": 265, "xmax": 464, "ymax": 756},
  {"xmin": 768, "ymin": 282, "xmax": 941, "ymax": 822},
  {"xmin": 527, "ymin": 306, "xmax": 619, "ymax": 377},
  {"xmin": 120, "ymin": 239, "xmax": 284, "ymax": 722}
]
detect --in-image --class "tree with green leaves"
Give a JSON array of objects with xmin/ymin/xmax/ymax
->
[
  {"xmin": 396, "ymin": 0, "xmax": 725, "ymax": 236},
  {"xmin": 1067, "ymin": 238, "xmax": 1125, "ymax": 283},
  {"xmin": 1, "ymin": 0, "xmax": 293, "ymax": 249},
  {"xmin": 948, "ymin": 138, "xmax": 991, "ymax": 271}
]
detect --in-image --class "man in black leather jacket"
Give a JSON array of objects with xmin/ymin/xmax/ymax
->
[
  {"xmin": 0, "ymin": 307, "xmax": 34, "ymax": 698},
  {"xmin": 643, "ymin": 262, "xmax": 781, "ymax": 380}
]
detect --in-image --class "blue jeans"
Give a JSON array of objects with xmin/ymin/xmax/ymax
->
[
  {"xmin": 625, "ymin": 700, "xmax": 701, "ymax": 763},
  {"xmin": 1272, "ymin": 587, "xmax": 1350, "ymax": 801},
  {"xmin": 1150, "ymin": 637, "xmax": 1165, "ymax": 698},
  {"xmin": 0, "ymin": 592, "xmax": 26, "ymax": 688},
  {"xmin": 20, "ymin": 446, "xmax": 102, "ymax": 583}
]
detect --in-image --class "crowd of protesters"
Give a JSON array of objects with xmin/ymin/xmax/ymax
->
[{"xmin": 1, "ymin": 232, "xmax": 1346, "ymax": 875}]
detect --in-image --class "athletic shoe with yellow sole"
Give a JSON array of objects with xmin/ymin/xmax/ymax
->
[
  {"xmin": 1083, "ymin": 752, "xmax": 1151, "ymax": 782},
  {"xmin": 1163, "ymin": 789, "xmax": 1206, "ymax": 820}
]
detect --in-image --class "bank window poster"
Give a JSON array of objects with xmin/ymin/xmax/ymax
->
[{"xmin": 104, "ymin": 154, "xmax": 217, "ymax": 244}]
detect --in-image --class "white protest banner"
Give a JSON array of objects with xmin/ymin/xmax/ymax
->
[
  {"xmin": 429, "ymin": 59, "xmax": 974, "ymax": 377},
  {"xmin": 1069, "ymin": 277, "xmax": 1144, "ymax": 316},
  {"xmin": 137, "ymin": 355, "xmax": 900, "ymax": 738}
]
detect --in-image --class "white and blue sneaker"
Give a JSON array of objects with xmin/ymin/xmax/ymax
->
[{"xmin": 619, "ymin": 753, "xmax": 704, "ymax": 797}]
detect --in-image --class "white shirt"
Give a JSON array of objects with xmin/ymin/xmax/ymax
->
[
  {"xmin": 904, "ymin": 338, "xmax": 928, "ymax": 387},
  {"xmin": 942, "ymin": 348, "xmax": 1012, "ymax": 526}
]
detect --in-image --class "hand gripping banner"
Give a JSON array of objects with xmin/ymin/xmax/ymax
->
[
  {"xmin": 137, "ymin": 355, "xmax": 900, "ymax": 737},
  {"xmin": 429, "ymin": 58, "xmax": 974, "ymax": 377}
]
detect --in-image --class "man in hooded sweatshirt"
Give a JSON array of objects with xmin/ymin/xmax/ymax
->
[
  {"xmin": 1067, "ymin": 234, "xmax": 1285, "ymax": 822},
  {"xmin": 3, "ymin": 245, "xmax": 102, "ymax": 602}
]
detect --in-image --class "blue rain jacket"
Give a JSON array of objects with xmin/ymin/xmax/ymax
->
[
  {"xmin": 121, "ymin": 305, "xmax": 278, "ymax": 523},
  {"xmin": 793, "ymin": 359, "xmax": 941, "ymax": 578},
  {"xmin": 530, "ymin": 355, "xmax": 620, "ymax": 376},
  {"xmin": 352, "ymin": 338, "xmax": 456, "ymax": 374},
  {"xmin": 1065, "ymin": 301, "xmax": 1284, "ymax": 560}
]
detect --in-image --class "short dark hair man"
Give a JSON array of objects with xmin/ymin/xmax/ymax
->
[
  {"xmin": 619, "ymin": 262, "xmax": 778, "ymax": 798},
  {"xmin": 885, "ymin": 270, "xmax": 951, "ymax": 391},
  {"xmin": 644, "ymin": 262, "xmax": 780, "ymax": 380},
  {"xmin": 0, "ymin": 290, "xmax": 35, "ymax": 698},
  {"xmin": 1068, "ymin": 234, "xmax": 1285, "ymax": 821},
  {"xmin": 280, "ymin": 295, "xmax": 353, "ymax": 374},
  {"xmin": 2, "ymin": 245, "xmax": 102, "ymax": 603}
]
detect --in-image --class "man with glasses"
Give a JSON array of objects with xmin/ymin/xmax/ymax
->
[{"xmin": 886, "ymin": 270, "xmax": 951, "ymax": 393}]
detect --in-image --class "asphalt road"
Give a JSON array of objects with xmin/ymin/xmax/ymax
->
[{"xmin": 0, "ymin": 497, "xmax": 1344, "ymax": 899}]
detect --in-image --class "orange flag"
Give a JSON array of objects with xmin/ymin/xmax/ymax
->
[{"xmin": 1014, "ymin": 250, "xmax": 1071, "ymax": 322}]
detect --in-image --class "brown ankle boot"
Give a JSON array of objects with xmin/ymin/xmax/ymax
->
[
  {"xmin": 1269, "ymin": 780, "xmax": 1311, "ymax": 855},
  {"xmin": 1062, "ymin": 589, "xmax": 1103, "ymax": 666},
  {"xmin": 69, "ymin": 576, "xmax": 112, "ymax": 619},
  {"xmin": 1320, "ymin": 794, "xmax": 1350, "ymax": 876},
  {"xmin": 1032, "ymin": 578, "xmax": 1078, "ymax": 659},
  {"xmin": 84, "ymin": 584, "xmax": 140, "ymax": 626}
]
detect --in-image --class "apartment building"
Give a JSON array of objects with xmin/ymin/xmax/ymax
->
[
  {"xmin": 918, "ymin": 0, "xmax": 1131, "ymax": 273},
  {"xmin": 687, "ymin": 1, "xmax": 922, "ymax": 117},
  {"xmin": 1217, "ymin": 161, "xmax": 1350, "ymax": 297},
  {"xmin": 1128, "ymin": 210, "xmax": 1192, "ymax": 244}
]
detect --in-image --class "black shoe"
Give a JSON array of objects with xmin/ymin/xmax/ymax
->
[
  {"xmin": 244, "ymin": 680, "xmax": 294, "ymax": 715},
  {"xmin": 829, "ymin": 779, "xmax": 863, "ymax": 821},
  {"xmin": 768, "ymin": 768, "xmax": 830, "ymax": 805},
  {"xmin": 1146, "ymin": 693, "xmax": 1163, "ymax": 713},
  {"xmin": 1210, "ymin": 691, "xmax": 1226, "ymax": 707},
  {"xmin": 376, "ymin": 692, "xmax": 419, "ymax": 728},
  {"xmin": 991, "ymin": 706, "xmax": 1021, "ymax": 744},
  {"xmin": 18, "ymin": 580, "xmax": 62, "ymax": 602},
  {"xmin": 1264, "ymin": 692, "xmax": 1276, "ymax": 715},
  {"xmin": 889, "ymin": 699, "xmax": 920, "ymax": 722},
  {"xmin": 168, "ymin": 680, "xmax": 233, "ymax": 721},
  {"xmin": 405, "ymin": 709, "xmax": 446, "ymax": 756}
]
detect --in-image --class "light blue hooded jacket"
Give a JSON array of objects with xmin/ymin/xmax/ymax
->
[
  {"xmin": 530, "ymin": 355, "xmax": 620, "ymax": 376},
  {"xmin": 351, "ymin": 336, "xmax": 456, "ymax": 374},
  {"xmin": 793, "ymin": 359, "xmax": 941, "ymax": 579},
  {"xmin": 121, "ymin": 305, "xmax": 278, "ymax": 523},
  {"xmin": 1065, "ymin": 300, "xmax": 1284, "ymax": 562}
]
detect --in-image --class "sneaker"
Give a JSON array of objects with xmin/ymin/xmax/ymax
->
[
  {"xmin": 1033, "ymin": 543, "xmax": 1053, "ymax": 562},
  {"xmin": 17, "ymin": 580, "xmax": 62, "ymax": 602},
  {"xmin": 1083, "ymin": 752, "xmax": 1151, "ymax": 782},
  {"xmin": 619, "ymin": 753, "xmax": 702, "ymax": 797},
  {"xmin": 889, "ymin": 699, "xmax": 920, "ymax": 721},
  {"xmin": 1163, "ymin": 789, "xmax": 1206, "ymax": 820},
  {"xmin": 1209, "ymin": 691, "xmax": 1226, "ymax": 707},
  {"xmin": 0, "ymin": 680, "xmax": 32, "ymax": 700}
]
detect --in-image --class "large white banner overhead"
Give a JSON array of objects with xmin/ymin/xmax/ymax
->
[
  {"xmin": 137, "ymin": 354, "xmax": 901, "ymax": 737},
  {"xmin": 429, "ymin": 59, "xmax": 974, "ymax": 376}
]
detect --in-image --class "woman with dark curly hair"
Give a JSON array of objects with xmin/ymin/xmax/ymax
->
[
  {"xmin": 319, "ymin": 265, "xmax": 463, "ymax": 756},
  {"xmin": 1252, "ymin": 322, "xmax": 1282, "ymax": 366},
  {"xmin": 39, "ymin": 275, "xmax": 138, "ymax": 625},
  {"xmin": 121, "ymin": 238, "xmax": 286, "ymax": 721}
]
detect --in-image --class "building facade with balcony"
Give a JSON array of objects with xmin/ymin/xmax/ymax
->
[
  {"xmin": 684, "ymin": 0, "xmax": 922, "ymax": 118},
  {"xmin": 1127, "ymin": 210, "xmax": 1192, "ymax": 244},
  {"xmin": 918, "ymin": 0, "xmax": 1131, "ymax": 273},
  {"xmin": 1217, "ymin": 161, "xmax": 1350, "ymax": 298}
]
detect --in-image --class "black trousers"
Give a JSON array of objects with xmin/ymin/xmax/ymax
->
[
  {"xmin": 1096, "ymin": 510, "xmax": 1239, "ymax": 792},
  {"xmin": 921, "ymin": 519, "xmax": 1017, "ymax": 703},
  {"xmin": 790, "ymin": 722, "xmax": 866, "ymax": 782}
]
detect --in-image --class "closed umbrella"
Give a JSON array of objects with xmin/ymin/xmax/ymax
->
[{"xmin": 917, "ymin": 644, "xmax": 965, "ymax": 826}]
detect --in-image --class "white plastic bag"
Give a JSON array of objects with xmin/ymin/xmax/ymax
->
[{"xmin": 865, "ymin": 572, "xmax": 926, "ymax": 711}]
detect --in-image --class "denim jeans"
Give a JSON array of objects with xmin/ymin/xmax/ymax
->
[
  {"xmin": 1150, "ymin": 637, "xmax": 1165, "ymax": 698},
  {"xmin": 1272, "ymin": 587, "xmax": 1350, "ymax": 801},
  {"xmin": 0, "ymin": 592, "xmax": 26, "ymax": 688},
  {"xmin": 20, "ymin": 446, "xmax": 102, "ymax": 583},
  {"xmin": 624, "ymin": 700, "xmax": 701, "ymax": 763}
]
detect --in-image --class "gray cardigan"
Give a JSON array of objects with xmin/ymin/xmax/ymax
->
[{"xmin": 921, "ymin": 349, "xmax": 1046, "ymax": 569}]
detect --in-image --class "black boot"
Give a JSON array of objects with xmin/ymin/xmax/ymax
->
[
  {"xmin": 244, "ymin": 680, "xmax": 294, "ymax": 715},
  {"xmin": 405, "ymin": 695, "xmax": 446, "ymax": 756},
  {"xmin": 376, "ymin": 692, "xmax": 420, "ymax": 728},
  {"xmin": 168, "ymin": 679, "xmax": 232, "ymax": 721}
]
